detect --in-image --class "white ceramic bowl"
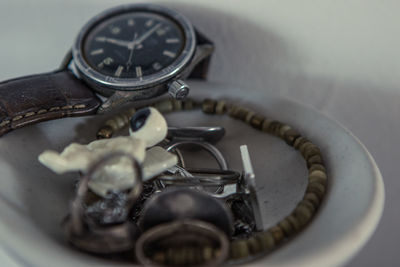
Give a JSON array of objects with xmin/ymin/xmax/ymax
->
[{"xmin": 0, "ymin": 82, "xmax": 384, "ymax": 266}]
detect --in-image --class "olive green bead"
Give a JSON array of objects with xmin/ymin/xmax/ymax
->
[
  {"xmin": 153, "ymin": 99, "xmax": 174, "ymax": 113},
  {"xmin": 124, "ymin": 108, "xmax": 136, "ymax": 119},
  {"xmin": 96, "ymin": 125, "xmax": 113, "ymax": 139},
  {"xmin": 237, "ymin": 108, "xmax": 250, "ymax": 121},
  {"xmin": 306, "ymin": 182, "xmax": 326, "ymax": 199},
  {"xmin": 294, "ymin": 204, "xmax": 313, "ymax": 226},
  {"xmin": 247, "ymin": 236, "xmax": 262, "ymax": 254},
  {"xmin": 184, "ymin": 248, "xmax": 195, "ymax": 265},
  {"xmin": 115, "ymin": 114, "xmax": 128, "ymax": 127},
  {"xmin": 261, "ymin": 118, "xmax": 273, "ymax": 133},
  {"xmin": 284, "ymin": 129, "xmax": 301, "ymax": 146},
  {"xmin": 308, "ymin": 163, "xmax": 327, "ymax": 173},
  {"xmin": 293, "ymin": 136, "xmax": 309, "ymax": 150},
  {"xmin": 153, "ymin": 252, "xmax": 165, "ymax": 264},
  {"xmin": 304, "ymin": 192, "xmax": 321, "ymax": 207},
  {"xmin": 278, "ymin": 218, "xmax": 295, "ymax": 237},
  {"xmin": 172, "ymin": 99, "xmax": 183, "ymax": 111},
  {"xmin": 172, "ymin": 248, "xmax": 184, "ymax": 265},
  {"xmin": 245, "ymin": 111, "xmax": 256, "ymax": 123},
  {"xmin": 230, "ymin": 239, "xmax": 250, "ymax": 259},
  {"xmin": 104, "ymin": 118, "xmax": 119, "ymax": 131},
  {"xmin": 303, "ymin": 145, "xmax": 321, "ymax": 160},
  {"xmin": 202, "ymin": 99, "xmax": 217, "ymax": 114},
  {"xmin": 229, "ymin": 106, "xmax": 250, "ymax": 121},
  {"xmin": 307, "ymin": 154, "xmax": 323, "ymax": 167},
  {"xmin": 250, "ymin": 114, "xmax": 265, "ymax": 130},
  {"xmin": 227, "ymin": 105, "xmax": 238, "ymax": 116},
  {"xmin": 309, "ymin": 170, "xmax": 327, "ymax": 185},
  {"xmin": 256, "ymin": 231, "xmax": 275, "ymax": 250},
  {"xmin": 299, "ymin": 199, "xmax": 316, "ymax": 213},
  {"xmin": 286, "ymin": 215, "xmax": 301, "ymax": 232},
  {"xmin": 215, "ymin": 100, "xmax": 227, "ymax": 114},
  {"xmin": 278, "ymin": 125, "xmax": 292, "ymax": 138},
  {"xmin": 182, "ymin": 99, "xmax": 195, "ymax": 110},
  {"xmin": 269, "ymin": 225, "xmax": 285, "ymax": 244},
  {"xmin": 264, "ymin": 120, "xmax": 281, "ymax": 135},
  {"xmin": 270, "ymin": 121, "xmax": 283, "ymax": 136},
  {"xmin": 299, "ymin": 141, "xmax": 314, "ymax": 155},
  {"xmin": 203, "ymin": 246, "xmax": 213, "ymax": 262}
]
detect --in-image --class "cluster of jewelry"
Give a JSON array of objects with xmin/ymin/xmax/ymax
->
[{"xmin": 38, "ymin": 97, "xmax": 327, "ymax": 266}]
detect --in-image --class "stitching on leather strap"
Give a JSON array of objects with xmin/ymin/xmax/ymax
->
[{"xmin": 0, "ymin": 104, "xmax": 87, "ymax": 127}]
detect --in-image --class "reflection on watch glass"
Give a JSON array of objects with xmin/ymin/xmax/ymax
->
[{"xmin": 83, "ymin": 12, "xmax": 185, "ymax": 79}]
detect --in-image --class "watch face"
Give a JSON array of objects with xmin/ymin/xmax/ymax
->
[
  {"xmin": 83, "ymin": 12, "xmax": 185, "ymax": 79},
  {"xmin": 73, "ymin": 4, "xmax": 196, "ymax": 90}
]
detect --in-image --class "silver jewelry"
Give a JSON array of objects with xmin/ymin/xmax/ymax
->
[
  {"xmin": 166, "ymin": 140, "xmax": 228, "ymax": 170},
  {"xmin": 63, "ymin": 153, "xmax": 143, "ymax": 254},
  {"xmin": 135, "ymin": 220, "xmax": 229, "ymax": 266}
]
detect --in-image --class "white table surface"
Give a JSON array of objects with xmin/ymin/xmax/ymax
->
[{"xmin": 0, "ymin": 0, "xmax": 398, "ymax": 266}]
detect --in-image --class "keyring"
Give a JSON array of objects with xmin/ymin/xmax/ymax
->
[
  {"xmin": 166, "ymin": 140, "xmax": 228, "ymax": 170},
  {"xmin": 167, "ymin": 126, "xmax": 226, "ymax": 144},
  {"xmin": 157, "ymin": 168, "xmax": 240, "ymax": 187},
  {"xmin": 65, "ymin": 152, "xmax": 143, "ymax": 254}
]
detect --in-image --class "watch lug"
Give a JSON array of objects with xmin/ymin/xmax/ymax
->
[
  {"xmin": 97, "ymin": 91, "xmax": 136, "ymax": 114},
  {"xmin": 181, "ymin": 43, "xmax": 214, "ymax": 80},
  {"xmin": 183, "ymin": 29, "xmax": 215, "ymax": 79},
  {"xmin": 192, "ymin": 44, "xmax": 214, "ymax": 69},
  {"xmin": 59, "ymin": 49, "xmax": 73, "ymax": 70}
]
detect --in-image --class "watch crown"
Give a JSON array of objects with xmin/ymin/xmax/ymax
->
[{"xmin": 168, "ymin": 80, "xmax": 189, "ymax": 100}]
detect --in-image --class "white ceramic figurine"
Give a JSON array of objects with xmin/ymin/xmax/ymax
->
[{"xmin": 38, "ymin": 107, "xmax": 177, "ymax": 196}]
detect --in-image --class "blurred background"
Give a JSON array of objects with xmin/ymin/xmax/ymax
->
[{"xmin": 0, "ymin": 0, "xmax": 398, "ymax": 266}]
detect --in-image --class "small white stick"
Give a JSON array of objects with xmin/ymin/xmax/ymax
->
[{"xmin": 240, "ymin": 145, "xmax": 264, "ymax": 231}]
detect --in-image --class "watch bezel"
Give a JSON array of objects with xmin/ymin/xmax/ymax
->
[{"xmin": 72, "ymin": 4, "xmax": 196, "ymax": 91}]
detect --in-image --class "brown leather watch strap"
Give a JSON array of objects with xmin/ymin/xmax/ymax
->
[{"xmin": 0, "ymin": 70, "xmax": 101, "ymax": 137}]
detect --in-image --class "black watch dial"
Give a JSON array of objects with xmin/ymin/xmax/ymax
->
[{"xmin": 83, "ymin": 12, "xmax": 185, "ymax": 79}]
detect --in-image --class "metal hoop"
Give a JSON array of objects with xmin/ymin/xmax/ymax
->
[
  {"xmin": 70, "ymin": 152, "xmax": 143, "ymax": 235},
  {"xmin": 157, "ymin": 169, "xmax": 240, "ymax": 187},
  {"xmin": 135, "ymin": 219, "xmax": 229, "ymax": 266},
  {"xmin": 166, "ymin": 140, "xmax": 228, "ymax": 170}
]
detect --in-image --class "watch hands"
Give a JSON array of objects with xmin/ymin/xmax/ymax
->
[
  {"xmin": 126, "ymin": 33, "xmax": 138, "ymax": 72},
  {"xmin": 99, "ymin": 37, "xmax": 131, "ymax": 48},
  {"xmin": 98, "ymin": 23, "xmax": 161, "ymax": 51},
  {"xmin": 134, "ymin": 23, "xmax": 162, "ymax": 45}
]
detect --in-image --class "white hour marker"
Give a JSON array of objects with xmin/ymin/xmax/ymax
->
[
  {"xmin": 166, "ymin": 38, "xmax": 179, "ymax": 44},
  {"xmin": 163, "ymin": 50, "xmax": 176, "ymax": 58},
  {"xmin": 95, "ymin": 36, "xmax": 106, "ymax": 42},
  {"xmin": 145, "ymin": 20, "xmax": 154, "ymax": 27},
  {"xmin": 103, "ymin": 57, "xmax": 113, "ymax": 65},
  {"xmin": 127, "ymin": 19, "xmax": 135, "ymax": 26},
  {"xmin": 136, "ymin": 66, "xmax": 143, "ymax": 78},
  {"xmin": 114, "ymin": 65, "xmax": 124, "ymax": 77},
  {"xmin": 90, "ymin": 48, "xmax": 104, "ymax": 56},
  {"xmin": 152, "ymin": 62, "xmax": 162, "ymax": 70},
  {"xmin": 156, "ymin": 28, "xmax": 166, "ymax": 36},
  {"xmin": 98, "ymin": 57, "xmax": 114, "ymax": 68},
  {"xmin": 110, "ymin": 26, "xmax": 121, "ymax": 34}
]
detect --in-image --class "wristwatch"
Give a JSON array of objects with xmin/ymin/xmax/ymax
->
[{"xmin": 0, "ymin": 4, "xmax": 214, "ymax": 137}]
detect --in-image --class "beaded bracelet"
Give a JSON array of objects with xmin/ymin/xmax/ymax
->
[{"xmin": 96, "ymin": 97, "xmax": 327, "ymax": 263}]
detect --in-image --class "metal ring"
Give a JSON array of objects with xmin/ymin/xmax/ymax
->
[
  {"xmin": 169, "ymin": 147, "xmax": 186, "ymax": 168},
  {"xmin": 70, "ymin": 152, "xmax": 143, "ymax": 235},
  {"xmin": 135, "ymin": 219, "xmax": 229, "ymax": 267},
  {"xmin": 166, "ymin": 140, "xmax": 228, "ymax": 170},
  {"xmin": 157, "ymin": 169, "xmax": 241, "ymax": 187}
]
